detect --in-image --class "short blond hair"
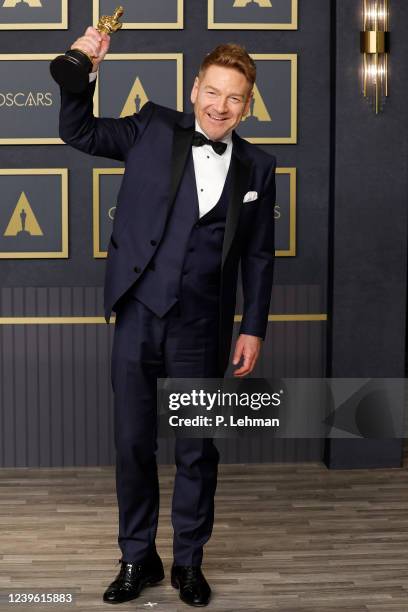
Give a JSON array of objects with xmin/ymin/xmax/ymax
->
[{"xmin": 199, "ymin": 43, "xmax": 256, "ymax": 91}]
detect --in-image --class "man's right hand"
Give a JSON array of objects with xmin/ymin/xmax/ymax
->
[{"xmin": 70, "ymin": 26, "xmax": 111, "ymax": 73}]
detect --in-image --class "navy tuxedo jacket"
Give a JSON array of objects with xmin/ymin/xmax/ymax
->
[{"xmin": 59, "ymin": 80, "xmax": 276, "ymax": 372}]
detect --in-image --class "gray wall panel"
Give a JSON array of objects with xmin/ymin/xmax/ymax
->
[
  {"xmin": 323, "ymin": 0, "xmax": 408, "ymax": 468},
  {"xmin": 73, "ymin": 324, "xmax": 87, "ymax": 465},
  {"xmin": 61, "ymin": 324, "xmax": 74, "ymax": 466},
  {"xmin": 0, "ymin": 286, "xmax": 325, "ymax": 466},
  {"xmin": 14, "ymin": 324, "xmax": 27, "ymax": 467},
  {"xmin": 27, "ymin": 324, "xmax": 39, "ymax": 467},
  {"xmin": 330, "ymin": 0, "xmax": 408, "ymax": 378},
  {"xmin": 2, "ymin": 326, "xmax": 15, "ymax": 465}
]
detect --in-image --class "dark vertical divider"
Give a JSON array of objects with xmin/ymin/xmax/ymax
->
[{"xmin": 324, "ymin": 0, "xmax": 408, "ymax": 468}]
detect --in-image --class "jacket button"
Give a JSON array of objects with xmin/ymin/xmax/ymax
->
[
  {"xmin": 149, "ymin": 262, "xmax": 155, "ymax": 271},
  {"xmin": 195, "ymin": 223, "xmax": 200, "ymax": 229},
  {"xmin": 150, "ymin": 240, "xmax": 157, "ymax": 246},
  {"xmin": 134, "ymin": 266, "xmax": 141, "ymax": 273}
]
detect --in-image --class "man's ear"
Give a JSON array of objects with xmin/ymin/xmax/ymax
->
[{"xmin": 190, "ymin": 76, "xmax": 199, "ymax": 105}]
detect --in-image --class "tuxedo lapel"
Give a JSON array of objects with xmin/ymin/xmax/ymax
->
[
  {"xmin": 221, "ymin": 133, "xmax": 253, "ymax": 267},
  {"xmin": 168, "ymin": 117, "xmax": 252, "ymax": 267},
  {"xmin": 168, "ymin": 113, "xmax": 195, "ymax": 216}
]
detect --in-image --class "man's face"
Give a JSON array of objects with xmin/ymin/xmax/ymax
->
[{"xmin": 190, "ymin": 64, "xmax": 252, "ymax": 141}]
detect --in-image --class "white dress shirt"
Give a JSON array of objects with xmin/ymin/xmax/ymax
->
[
  {"xmin": 89, "ymin": 73, "xmax": 233, "ymax": 217},
  {"xmin": 192, "ymin": 120, "xmax": 232, "ymax": 218}
]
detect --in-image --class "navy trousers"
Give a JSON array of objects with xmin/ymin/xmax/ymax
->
[{"xmin": 111, "ymin": 294, "xmax": 222, "ymax": 566}]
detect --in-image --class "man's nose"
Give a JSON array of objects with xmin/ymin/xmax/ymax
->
[{"xmin": 214, "ymin": 97, "xmax": 228, "ymax": 113}]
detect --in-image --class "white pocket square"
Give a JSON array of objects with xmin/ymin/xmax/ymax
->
[{"xmin": 243, "ymin": 191, "xmax": 258, "ymax": 203}]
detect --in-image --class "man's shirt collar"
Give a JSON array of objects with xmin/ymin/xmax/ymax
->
[{"xmin": 194, "ymin": 118, "xmax": 232, "ymax": 146}]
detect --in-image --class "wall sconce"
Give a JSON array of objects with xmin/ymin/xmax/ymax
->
[{"xmin": 361, "ymin": 0, "xmax": 390, "ymax": 114}]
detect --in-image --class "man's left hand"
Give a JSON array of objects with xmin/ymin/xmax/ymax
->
[{"xmin": 232, "ymin": 334, "xmax": 262, "ymax": 377}]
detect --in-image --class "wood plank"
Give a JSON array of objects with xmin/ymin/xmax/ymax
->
[{"xmin": 1, "ymin": 452, "xmax": 408, "ymax": 610}]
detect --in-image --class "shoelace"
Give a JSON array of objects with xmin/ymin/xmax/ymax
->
[
  {"xmin": 115, "ymin": 560, "xmax": 144, "ymax": 588},
  {"xmin": 180, "ymin": 566, "xmax": 201, "ymax": 589}
]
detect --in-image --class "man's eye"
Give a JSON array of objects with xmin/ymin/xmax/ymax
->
[{"xmin": 230, "ymin": 97, "xmax": 240, "ymax": 103}]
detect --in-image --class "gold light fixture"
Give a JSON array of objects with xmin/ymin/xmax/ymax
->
[{"xmin": 361, "ymin": 0, "xmax": 390, "ymax": 114}]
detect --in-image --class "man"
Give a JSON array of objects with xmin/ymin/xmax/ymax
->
[{"xmin": 59, "ymin": 27, "xmax": 276, "ymax": 607}]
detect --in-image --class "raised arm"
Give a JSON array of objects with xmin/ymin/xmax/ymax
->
[{"xmin": 58, "ymin": 27, "xmax": 154, "ymax": 161}]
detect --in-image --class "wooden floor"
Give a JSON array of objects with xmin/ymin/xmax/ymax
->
[{"xmin": 1, "ymin": 452, "xmax": 408, "ymax": 612}]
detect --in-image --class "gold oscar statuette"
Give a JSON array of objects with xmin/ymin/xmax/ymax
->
[{"xmin": 50, "ymin": 6, "xmax": 124, "ymax": 94}]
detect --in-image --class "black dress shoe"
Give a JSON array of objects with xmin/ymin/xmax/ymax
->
[
  {"xmin": 171, "ymin": 564, "xmax": 211, "ymax": 607},
  {"xmin": 103, "ymin": 552, "xmax": 164, "ymax": 604}
]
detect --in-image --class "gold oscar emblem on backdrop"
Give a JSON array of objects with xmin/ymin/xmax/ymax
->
[
  {"xmin": 2, "ymin": 0, "xmax": 42, "ymax": 6},
  {"xmin": 241, "ymin": 84, "xmax": 271, "ymax": 123},
  {"xmin": 233, "ymin": 0, "xmax": 272, "ymax": 7},
  {"xmin": 49, "ymin": 6, "xmax": 124, "ymax": 94},
  {"xmin": 4, "ymin": 192, "xmax": 43, "ymax": 237},
  {"xmin": 120, "ymin": 77, "xmax": 149, "ymax": 117}
]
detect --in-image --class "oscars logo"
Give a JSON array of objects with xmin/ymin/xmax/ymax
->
[
  {"xmin": 120, "ymin": 77, "xmax": 149, "ymax": 116},
  {"xmin": 2, "ymin": 0, "xmax": 42, "ymax": 7},
  {"xmin": 3, "ymin": 191, "xmax": 43, "ymax": 237},
  {"xmin": 242, "ymin": 84, "xmax": 271, "ymax": 123},
  {"xmin": 232, "ymin": 0, "xmax": 272, "ymax": 7},
  {"xmin": 0, "ymin": 92, "xmax": 53, "ymax": 107}
]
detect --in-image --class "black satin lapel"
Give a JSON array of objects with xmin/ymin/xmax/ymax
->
[
  {"xmin": 168, "ymin": 123, "xmax": 194, "ymax": 215},
  {"xmin": 221, "ymin": 154, "xmax": 252, "ymax": 267}
]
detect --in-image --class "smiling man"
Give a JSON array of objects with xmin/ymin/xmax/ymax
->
[
  {"xmin": 58, "ymin": 30, "xmax": 276, "ymax": 608},
  {"xmin": 191, "ymin": 62, "xmax": 252, "ymax": 139}
]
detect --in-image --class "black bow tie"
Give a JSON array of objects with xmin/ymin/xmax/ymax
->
[{"xmin": 192, "ymin": 131, "xmax": 228, "ymax": 156}]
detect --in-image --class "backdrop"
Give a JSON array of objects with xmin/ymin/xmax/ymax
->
[{"xmin": 0, "ymin": 0, "xmax": 406, "ymax": 467}]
